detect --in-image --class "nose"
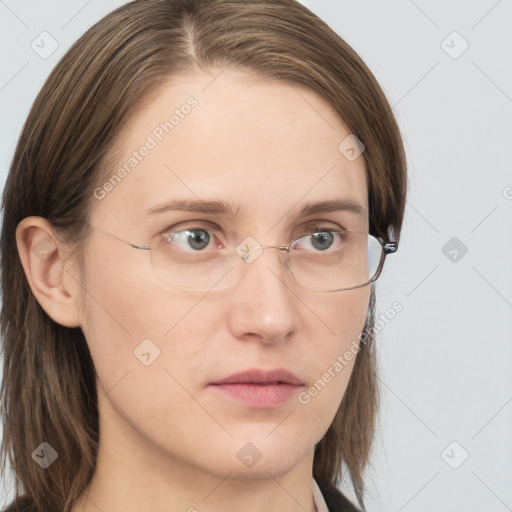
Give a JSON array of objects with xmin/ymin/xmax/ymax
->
[{"xmin": 227, "ymin": 245, "xmax": 300, "ymax": 346}]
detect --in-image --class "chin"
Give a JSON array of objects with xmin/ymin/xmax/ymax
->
[
  {"xmin": 224, "ymin": 454, "xmax": 306, "ymax": 481},
  {"xmin": 228, "ymin": 436, "xmax": 313, "ymax": 479}
]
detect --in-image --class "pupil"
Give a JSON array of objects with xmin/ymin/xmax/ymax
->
[
  {"xmin": 311, "ymin": 231, "xmax": 333, "ymax": 251},
  {"xmin": 188, "ymin": 230, "xmax": 210, "ymax": 250}
]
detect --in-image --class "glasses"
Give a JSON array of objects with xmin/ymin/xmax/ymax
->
[{"xmin": 88, "ymin": 223, "xmax": 397, "ymax": 292}]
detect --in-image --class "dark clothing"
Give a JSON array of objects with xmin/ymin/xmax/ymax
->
[{"xmin": 317, "ymin": 480, "xmax": 363, "ymax": 512}]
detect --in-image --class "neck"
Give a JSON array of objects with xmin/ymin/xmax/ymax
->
[
  {"xmin": 78, "ymin": 464, "xmax": 318, "ymax": 512},
  {"xmin": 74, "ymin": 398, "xmax": 318, "ymax": 512}
]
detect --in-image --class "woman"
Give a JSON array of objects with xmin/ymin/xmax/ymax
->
[{"xmin": 0, "ymin": 1, "xmax": 407, "ymax": 511}]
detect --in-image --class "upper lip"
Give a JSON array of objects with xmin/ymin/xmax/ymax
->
[{"xmin": 211, "ymin": 368, "xmax": 304, "ymax": 386}]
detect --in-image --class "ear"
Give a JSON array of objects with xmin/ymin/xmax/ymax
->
[{"xmin": 16, "ymin": 216, "xmax": 82, "ymax": 328}]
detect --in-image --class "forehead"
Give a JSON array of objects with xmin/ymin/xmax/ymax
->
[{"xmin": 92, "ymin": 68, "xmax": 368, "ymax": 229}]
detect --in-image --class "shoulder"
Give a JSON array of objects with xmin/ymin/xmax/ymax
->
[{"xmin": 317, "ymin": 480, "xmax": 363, "ymax": 512}]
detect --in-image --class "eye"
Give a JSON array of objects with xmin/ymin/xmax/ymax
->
[
  {"xmin": 293, "ymin": 227, "xmax": 346, "ymax": 252},
  {"xmin": 163, "ymin": 227, "xmax": 224, "ymax": 253}
]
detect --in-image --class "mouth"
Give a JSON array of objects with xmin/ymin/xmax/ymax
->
[{"xmin": 209, "ymin": 368, "xmax": 304, "ymax": 408}]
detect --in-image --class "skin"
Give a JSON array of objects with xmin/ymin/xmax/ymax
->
[{"xmin": 17, "ymin": 68, "xmax": 370, "ymax": 512}]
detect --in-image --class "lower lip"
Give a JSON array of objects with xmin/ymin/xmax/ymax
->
[{"xmin": 210, "ymin": 383, "xmax": 302, "ymax": 408}]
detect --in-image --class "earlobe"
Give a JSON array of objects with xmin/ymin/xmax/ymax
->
[{"xmin": 15, "ymin": 216, "xmax": 82, "ymax": 328}]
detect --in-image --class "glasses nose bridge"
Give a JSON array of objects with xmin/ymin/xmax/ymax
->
[
  {"xmin": 253, "ymin": 243, "xmax": 290, "ymax": 252},
  {"xmin": 240, "ymin": 242, "xmax": 291, "ymax": 271},
  {"xmin": 233, "ymin": 240, "xmax": 295, "ymax": 294},
  {"xmin": 251, "ymin": 243, "xmax": 292, "ymax": 265}
]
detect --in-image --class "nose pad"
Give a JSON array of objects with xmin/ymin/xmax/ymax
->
[
  {"xmin": 261, "ymin": 249, "xmax": 294, "ymax": 287},
  {"xmin": 280, "ymin": 249, "xmax": 292, "ymax": 271},
  {"xmin": 235, "ymin": 236, "xmax": 264, "ymax": 264}
]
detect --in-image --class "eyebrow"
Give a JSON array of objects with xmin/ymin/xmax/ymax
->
[{"xmin": 145, "ymin": 198, "xmax": 367, "ymax": 220}]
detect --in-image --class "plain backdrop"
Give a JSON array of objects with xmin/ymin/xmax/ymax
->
[{"xmin": 1, "ymin": 1, "xmax": 511, "ymax": 511}]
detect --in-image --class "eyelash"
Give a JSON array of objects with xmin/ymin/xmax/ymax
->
[{"xmin": 160, "ymin": 221, "xmax": 347, "ymax": 239}]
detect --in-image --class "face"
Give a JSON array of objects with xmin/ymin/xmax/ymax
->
[{"xmin": 76, "ymin": 68, "xmax": 370, "ymax": 480}]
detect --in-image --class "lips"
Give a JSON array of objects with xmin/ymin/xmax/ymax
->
[
  {"xmin": 209, "ymin": 368, "xmax": 304, "ymax": 408},
  {"xmin": 211, "ymin": 368, "xmax": 304, "ymax": 386}
]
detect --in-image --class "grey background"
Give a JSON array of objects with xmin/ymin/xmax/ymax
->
[{"xmin": 1, "ymin": 1, "xmax": 511, "ymax": 510}]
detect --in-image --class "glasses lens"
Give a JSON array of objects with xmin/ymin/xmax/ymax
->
[
  {"xmin": 149, "ymin": 228, "xmax": 383, "ymax": 291},
  {"xmin": 287, "ymin": 230, "xmax": 383, "ymax": 291},
  {"xmin": 150, "ymin": 229, "xmax": 236, "ymax": 290}
]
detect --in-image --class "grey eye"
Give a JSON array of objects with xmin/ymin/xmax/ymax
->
[{"xmin": 171, "ymin": 229, "xmax": 212, "ymax": 251}]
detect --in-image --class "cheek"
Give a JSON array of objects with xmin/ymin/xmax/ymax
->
[
  {"xmin": 80, "ymin": 235, "xmax": 191, "ymax": 333},
  {"xmin": 78, "ymin": 249, "xmax": 240, "ymax": 434},
  {"xmin": 78, "ymin": 242, "xmax": 199, "ymax": 383},
  {"xmin": 298, "ymin": 287, "xmax": 371, "ymax": 413},
  {"xmin": 306, "ymin": 285, "xmax": 370, "ymax": 357}
]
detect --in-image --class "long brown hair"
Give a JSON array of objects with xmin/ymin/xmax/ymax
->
[{"xmin": 0, "ymin": 1, "xmax": 407, "ymax": 511}]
